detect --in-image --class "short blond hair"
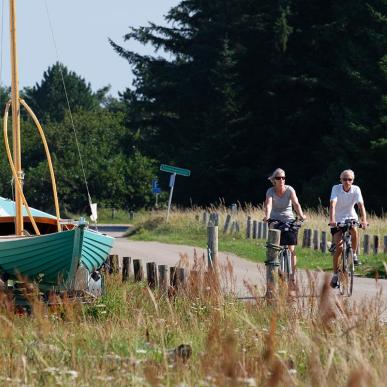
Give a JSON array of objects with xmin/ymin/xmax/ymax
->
[
  {"xmin": 268, "ymin": 168, "xmax": 285, "ymax": 185},
  {"xmin": 340, "ymin": 169, "xmax": 355, "ymax": 180}
]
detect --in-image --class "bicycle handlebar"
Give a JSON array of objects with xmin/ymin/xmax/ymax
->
[{"xmin": 328, "ymin": 219, "xmax": 368, "ymax": 229}]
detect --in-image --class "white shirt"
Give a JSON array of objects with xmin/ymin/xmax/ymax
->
[{"xmin": 330, "ymin": 184, "xmax": 364, "ymax": 222}]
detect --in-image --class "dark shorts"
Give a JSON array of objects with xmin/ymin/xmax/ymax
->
[
  {"xmin": 330, "ymin": 227, "xmax": 342, "ymax": 236},
  {"xmin": 271, "ymin": 226, "xmax": 298, "ymax": 246}
]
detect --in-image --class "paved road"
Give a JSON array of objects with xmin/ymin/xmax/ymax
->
[{"xmin": 105, "ymin": 229, "xmax": 386, "ymax": 320}]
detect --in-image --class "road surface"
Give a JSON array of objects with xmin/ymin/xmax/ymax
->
[{"xmin": 103, "ymin": 228, "xmax": 386, "ymax": 321}]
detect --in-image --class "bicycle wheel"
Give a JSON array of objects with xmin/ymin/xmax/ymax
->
[
  {"xmin": 279, "ymin": 249, "xmax": 291, "ymax": 282},
  {"xmin": 346, "ymin": 248, "xmax": 354, "ymax": 296},
  {"xmin": 338, "ymin": 244, "xmax": 353, "ymax": 296}
]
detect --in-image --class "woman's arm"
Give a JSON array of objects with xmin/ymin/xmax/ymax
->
[
  {"xmin": 290, "ymin": 191, "xmax": 306, "ymax": 220},
  {"xmin": 263, "ymin": 196, "xmax": 272, "ymax": 222}
]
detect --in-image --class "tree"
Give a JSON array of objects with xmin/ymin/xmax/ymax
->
[{"xmin": 23, "ymin": 62, "xmax": 109, "ymax": 122}]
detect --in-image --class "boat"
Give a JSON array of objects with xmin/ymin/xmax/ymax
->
[{"xmin": 0, "ymin": 0, "xmax": 114, "ymax": 292}]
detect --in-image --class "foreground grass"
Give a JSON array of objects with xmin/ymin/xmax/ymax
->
[
  {"xmin": 0, "ymin": 273, "xmax": 385, "ymax": 386},
  {"xmin": 128, "ymin": 208, "xmax": 386, "ymax": 277}
]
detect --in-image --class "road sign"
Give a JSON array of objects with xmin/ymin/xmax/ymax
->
[
  {"xmin": 151, "ymin": 178, "xmax": 161, "ymax": 194},
  {"xmin": 160, "ymin": 164, "xmax": 191, "ymax": 177},
  {"xmin": 169, "ymin": 173, "xmax": 176, "ymax": 188}
]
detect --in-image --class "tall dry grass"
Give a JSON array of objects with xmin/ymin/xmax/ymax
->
[{"xmin": 0, "ymin": 261, "xmax": 385, "ymax": 386}]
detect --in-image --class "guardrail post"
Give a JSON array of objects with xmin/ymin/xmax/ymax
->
[{"xmin": 384, "ymin": 236, "xmax": 387, "ymax": 254}]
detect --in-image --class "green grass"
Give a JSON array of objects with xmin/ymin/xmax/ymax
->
[{"xmin": 128, "ymin": 209, "xmax": 386, "ymax": 278}]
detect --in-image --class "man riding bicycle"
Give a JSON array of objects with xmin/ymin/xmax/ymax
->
[{"xmin": 329, "ymin": 169, "xmax": 368, "ymax": 288}]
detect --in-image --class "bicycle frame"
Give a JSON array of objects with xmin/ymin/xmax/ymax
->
[
  {"xmin": 267, "ymin": 219, "xmax": 302, "ymax": 282},
  {"xmin": 335, "ymin": 219, "xmax": 359, "ymax": 296}
]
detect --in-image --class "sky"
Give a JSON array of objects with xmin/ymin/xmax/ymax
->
[{"xmin": 0, "ymin": 0, "xmax": 179, "ymax": 97}]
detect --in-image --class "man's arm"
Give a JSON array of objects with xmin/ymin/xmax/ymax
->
[
  {"xmin": 358, "ymin": 202, "xmax": 367, "ymax": 228},
  {"xmin": 329, "ymin": 200, "xmax": 336, "ymax": 226}
]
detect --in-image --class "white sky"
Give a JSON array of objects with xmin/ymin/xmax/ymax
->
[{"xmin": 0, "ymin": 0, "xmax": 179, "ymax": 96}]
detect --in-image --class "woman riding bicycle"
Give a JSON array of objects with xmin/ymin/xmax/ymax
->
[
  {"xmin": 329, "ymin": 169, "xmax": 368, "ymax": 288},
  {"xmin": 263, "ymin": 168, "xmax": 306, "ymax": 282}
]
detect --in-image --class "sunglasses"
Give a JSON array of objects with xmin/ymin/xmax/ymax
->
[
  {"xmin": 275, "ymin": 176, "xmax": 286, "ymax": 180},
  {"xmin": 342, "ymin": 178, "xmax": 353, "ymax": 182}
]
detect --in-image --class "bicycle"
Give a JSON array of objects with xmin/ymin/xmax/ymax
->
[
  {"xmin": 267, "ymin": 218, "xmax": 303, "ymax": 283},
  {"xmin": 330, "ymin": 219, "xmax": 362, "ymax": 297}
]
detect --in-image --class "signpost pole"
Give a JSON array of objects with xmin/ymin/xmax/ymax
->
[{"xmin": 166, "ymin": 173, "xmax": 176, "ymax": 222}]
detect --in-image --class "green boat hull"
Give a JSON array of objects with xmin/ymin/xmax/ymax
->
[{"xmin": 0, "ymin": 226, "xmax": 114, "ymax": 290}]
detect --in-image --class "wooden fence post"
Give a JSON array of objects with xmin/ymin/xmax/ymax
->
[
  {"xmin": 133, "ymin": 259, "xmax": 144, "ymax": 281},
  {"xmin": 320, "ymin": 231, "xmax": 327, "ymax": 253},
  {"xmin": 176, "ymin": 268, "xmax": 186, "ymax": 288},
  {"xmin": 253, "ymin": 220, "xmax": 258, "ymax": 239},
  {"xmin": 313, "ymin": 230, "xmax": 320, "ymax": 250},
  {"xmin": 363, "ymin": 234, "xmax": 370, "ymax": 255},
  {"xmin": 207, "ymin": 225, "xmax": 218, "ymax": 269},
  {"xmin": 202, "ymin": 212, "xmax": 208, "ymax": 226},
  {"xmin": 158, "ymin": 265, "xmax": 168, "ymax": 291},
  {"xmin": 258, "ymin": 221, "xmax": 263, "ymax": 239},
  {"xmin": 223, "ymin": 214, "xmax": 231, "ymax": 233},
  {"xmin": 373, "ymin": 235, "xmax": 379, "ymax": 255},
  {"xmin": 246, "ymin": 216, "xmax": 252, "ymax": 239},
  {"xmin": 122, "ymin": 256, "xmax": 131, "ymax": 282},
  {"xmin": 108, "ymin": 254, "xmax": 119, "ymax": 274},
  {"xmin": 170, "ymin": 266, "xmax": 177, "ymax": 288},
  {"xmin": 265, "ymin": 229, "xmax": 281, "ymax": 298},
  {"xmin": 262, "ymin": 222, "xmax": 268, "ymax": 239},
  {"xmin": 146, "ymin": 262, "xmax": 158, "ymax": 289}
]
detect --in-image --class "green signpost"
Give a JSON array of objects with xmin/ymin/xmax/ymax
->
[
  {"xmin": 160, "ymin": 164, "xmax": 191, "ymax": 221},
  {"xmin": 160, "ymin": 164, "xmax": 191, "ymax": 177}
]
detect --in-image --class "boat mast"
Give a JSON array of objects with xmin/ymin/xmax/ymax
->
[{"xmin": 9, "ymin": 0, "xmax": 23, "ymax": 235}]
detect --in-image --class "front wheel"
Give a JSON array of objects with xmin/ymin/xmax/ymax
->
[
  {"xmin": 279, "ymin": 249, "xmax": 292, "ymax": 282},
  {"xmin": 338, "ymin": 247, "xmax": 354, "ymax": 297}
]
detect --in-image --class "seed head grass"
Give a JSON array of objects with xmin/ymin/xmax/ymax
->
[{"xmin": 0, "ymin": 259, "xmax": 385, "ymax": 385}]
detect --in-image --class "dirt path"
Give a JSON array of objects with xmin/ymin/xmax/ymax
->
[{"xmin": 108, "ymin": 231, "xmax": 386, "ymax": 320}]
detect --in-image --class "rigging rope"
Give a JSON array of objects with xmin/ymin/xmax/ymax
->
[{"xmin": 43, "ymin": 0, "xmax": 94, "ymax": 209}]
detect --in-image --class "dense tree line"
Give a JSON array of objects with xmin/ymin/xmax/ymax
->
[
  {"xmin": 111, "ymin": 0, "xmax": 387, "ymax": 213},
  {"xmin": 0, "ymin": 1, "xmax": 386, "ymax": 215}
]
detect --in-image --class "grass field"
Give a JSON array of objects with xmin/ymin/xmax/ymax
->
[
  {"xmin": 125, "ymin": 207, "xmax": 387, "ymax": 278},
  {"xmin": 0, "ymin": 271, "xmax": 385, "ymax": 385}
]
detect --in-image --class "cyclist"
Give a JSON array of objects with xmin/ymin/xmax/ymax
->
[
  {"xmin": 263, "ymin": 168, "xmax": 306, "ymax": 282},
  {"xmin": 329, "ymin": 169, "xmax": 368, "ymax": 288}
]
